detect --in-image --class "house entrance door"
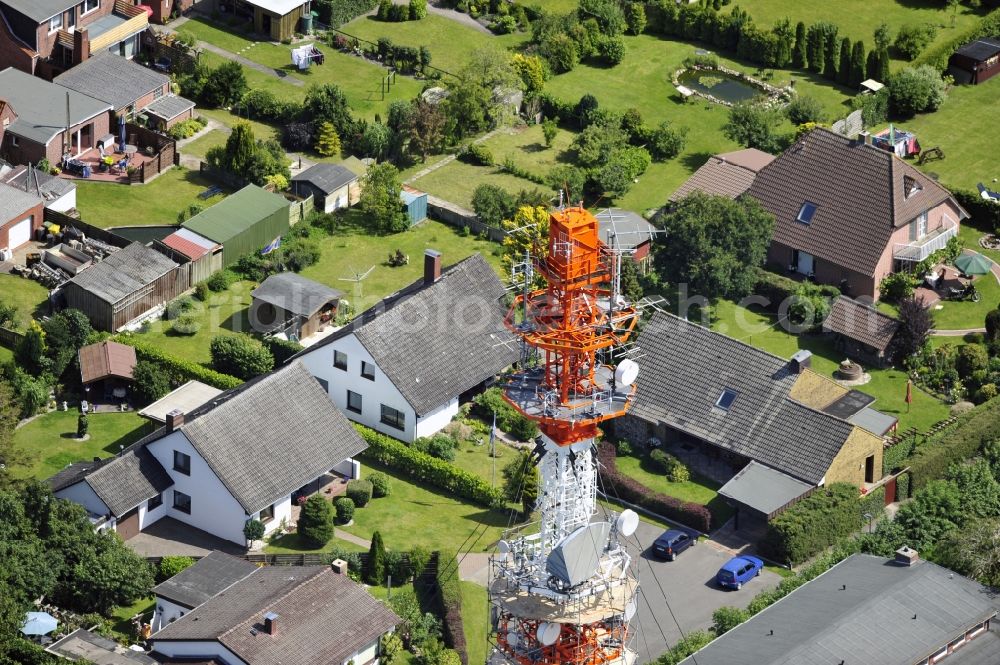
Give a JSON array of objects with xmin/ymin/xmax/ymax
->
[{"xmin": 797, "ymin": 251, "xmax": 814, "ymax": 276}]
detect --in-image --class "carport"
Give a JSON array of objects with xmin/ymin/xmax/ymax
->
[{"xmin": 718, "ymin": 461, "xmax": 814, "ymax": 532}]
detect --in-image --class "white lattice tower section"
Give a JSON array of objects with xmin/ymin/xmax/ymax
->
[{"xmin": 537, "ymin": 436, "xmax": 597, "ymax": 553}]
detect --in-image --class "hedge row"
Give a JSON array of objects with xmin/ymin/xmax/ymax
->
[
  {"xmin": 882, "ymin": 438, "xmax": 915, "ymax": 475},
  {"xmin": 435, "ymin": 552, "xmax": 468, "ymax": 665},
  {"xmin": 759, "ymin": 483, "xmax": 866, "ymax": 565},
  {"xmin": 596, "ymin": 443, "xmax": 712, "ymax": 533},
  {"xmin": 314, "ymin": 0, "xmax": 378, "ymax": 27},
  {"xmin": 953, "ymin": 189, "xmax": 1000, "ymax": 236},
  {"xmin": 355, "ymin": 425, "xmax": 505, "ymax": 509},
  {"xmin": 754, "ymin": 268, "xmax": 840, "ymax": 313},
  {"xmin": 115, "ymin": 336, "xmax": 243, "ymax": 390},
  {"xmin": 914, "ymin": 8, "xmax": 1000, "ymax": 72},
  {"xmin": 908, "ymin": 395, "xmax": 1000, "ymax": 491}
]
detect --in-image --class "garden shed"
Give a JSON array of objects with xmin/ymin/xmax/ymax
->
[
  {"xmin": 822, "ymin": 295, "xmax": 900, "ymax": 368},
  {"xmin": 401, "ymin": 186, "xmax": 427, "ymax": 226},
  {"xmin": 949, "ymin": 37, "xmax": 1000, "ymax": 84},
  {"xmin": 155, "ymin": 228, "xmax": 223, "ymax": 285},
  {"xmin": 181, "ymin": 184, "xmax": 291, "ymax": 268},
  {"xmin": 250, "ymin": 272, "xmax": 342, "ymax": 340},
  {"xmin": 79, "ymin": 340, "xmax": 137, "ymax": 403}
]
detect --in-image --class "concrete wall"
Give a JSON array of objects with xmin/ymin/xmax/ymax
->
[
  {"xmin": 55, "ymin": 480, "xmax": 110, "ymax": 517},
  {"xmin": 824, "ymin": 426, "xmax": 883, "ymax": 487},
  {"xmin": 146, "ymin": 430, "xmax": 250, "ymax": 545}
]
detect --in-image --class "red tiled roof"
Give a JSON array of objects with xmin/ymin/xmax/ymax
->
[
  {"xmin": 161, "ymin": 229, "xmax": 219, "ymax": 260},
  {"xmin": 79, "ymin": 341, "xmax": 137, "ymax": 384}
]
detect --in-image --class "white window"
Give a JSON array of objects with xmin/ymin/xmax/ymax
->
[
  {"xmin": 917, "ymin": 210, "xmax": 928, "ymax": 238},
  {"xmin": 347, "ymin": 390, "xmax": 362, "ymax": 414},
  {"xmin": 82, "ymin": 0, "xmax": 100, "ymax": 15},
  {"xmin": 259, "ymin": 503, "xmax": 275, "ymax": 523},
  {"xmin": 49, "ymin": 14, "xmax": 63, "ymax": 33},
  {"xmin": 334, "ymin": 350, "xmax": 347, "ymax": 370}
]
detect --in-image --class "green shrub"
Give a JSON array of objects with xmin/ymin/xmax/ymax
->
[
  {"xmin": 888, "ymin": 65, "xmax": 946, "ymax": 117},
  {"xmin": 132, "ymin": 360, "xmax": 171, "ymax": 404},
  {"xmin": 649, "ymin": 448, "xmax": 670, "ymax": 472},
  {"xmin": 369, "ymin": 471, "xmax": 391, "ymax": 497},
  {"xmin": 165, "ymin": 295, "xmax": 196, "ymax": 320},
  {"xmin": 332, "ymin": 497, "xmax": 354, "ymax": 525},
  {"xmin": 194, "ymin": 282, "xmax": 210, "ymax": 302},
  {"xmin": 409, "ymin": 0, "xmax": 427, "ymax": 19},
  {"xmin": 356, "ymin": 425, "xmax": 505, "ymax": 508},
  {"xmin": 262, "ymin": 336, "xmax": 303, "ymax": 365},
  {"xmin": 909, "ymin": 396, "xmax": 1000, "ymax": 491},
  {"xmin": 435, "ymin": 552, "xmax": 467, "ymax": 661},
  {"xmin": 712, "ymin": 606, "xmax": 750, "ymax": 635},
  {"xmin": 754, "ymin": 268, "xmax": 839, "ymax": 312},
  {"xmin": 171, "ymin": 313, "xmax": 200, "ymax": 335},
  {"xmin": 426, "ymin": 433, "xmax": 457, "ymax": 461},
  {"xmin": 472, "ymin": 388, "xmax": 538, "ymax": 441},
  {"xmin": 346, "ymin": 479, "xmax": 374, "ymax": 507},
  {"xmin": 457, "ymin": 143, "xmax": 493, "ymax": 166},
  {"xmin": 77, "ymin": 413, "xmax": 88, "ymax": 438},
  {"xmin": 209, "ymin": 334, "xmax": 274, "ymax": 380},
  {"xmin": 894, "ymin": 23, "xmax": 936, "ymax": 60},
  {"xmin": 883, "ymin": 438, "xmax": 915, "ymax": 475},
  {"xmin": 298, "ymin": 495, "xmax": 334, "ymax": 547},
  {"xmin": 116, "ymin": 336, "xmax": 242, "ymax": 390},
  {"xmin": 366, "ymin": 531, "xmax": 387, "ymax": 584},
  {"xmin": 206, "ymin": 270, "xmax": 237, "ymax": 292},
  {"xmin": 895, "ymin": 472, "xmax": 910, "ymax": 501},
  {"xmin": 879, "ymin": 271, "xmax": 915, "ymax": 302},
  {"xmin": 785, "ymin": 95, "xmax": 825, "ymax": 125},
  {"xmin": 158, "ymin": 556, "xmax": 195, "ymax": 583},
  {"xmin": 667, "ymin": 457, "xmax": 690, "ymax": 483},
  {"xmin": 760, "ymin": 483, "xmax": 863, "ymax": 565}
]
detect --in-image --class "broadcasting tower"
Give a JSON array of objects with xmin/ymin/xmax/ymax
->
[{"xmin": 488, "ymin": 206, "xmax": 642, "ymax": 665}]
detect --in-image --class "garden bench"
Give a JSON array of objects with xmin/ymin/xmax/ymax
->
[{"xmin": 198, "ymin": 185, "xmax": 223, "ymax": 199}]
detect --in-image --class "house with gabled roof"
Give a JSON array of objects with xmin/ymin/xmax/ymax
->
[
  {"xmin": 151, "ymin": 551, "xmax": 259, "ymax": 632},
  {"xmin": 150, "ymin": 559, "xmax": 400, "ymax": 665},
  {"xmin": 823, "ymin": 295, "xmax": 901, "ymax": 368},
  {"xmin": 50, "ymin": 361, "xmax": 367, "ymax": 545},
  {"xmin": 748, "ymin": 128, "xmax": 968, "ymax": 300},
  {"xmin": 669, "ymin": 148, "xmax": 775, "ymax": 202},
  {"xmin": 293, "ymin": 250, "xmax": 518, "ymax": 442},
  {"xmin": 615, "ymin": 312, "xmax": 893, "ymax": 529}
]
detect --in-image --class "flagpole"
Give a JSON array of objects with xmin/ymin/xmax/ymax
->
[{"xmin": 490, "ymin": 411, "xmax": 497, "ymax": 488}]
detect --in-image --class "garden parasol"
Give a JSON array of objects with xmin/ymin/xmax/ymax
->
[
  {"xmin": 954, "ymin": 252, "xmax": 992, "ymax": 276},
  {"xmin": 21, "ymin": 612, "xmax": 58, "ymax": 636}
]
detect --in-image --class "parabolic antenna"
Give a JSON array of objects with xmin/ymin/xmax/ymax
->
[
  {"xmin": 624, "ymin": 599, "xmax": 637, "ymax": 621},
  {"xmin": 537, "ymin": 622, "xmax": 560, "ymax": 646},
  {"xmin": 616, "ymin": 509, "xmax": 639, "ymax": 538},
  {"xmin": 497, "ymin": 540, "xmax": 511, "ymax": 554},
  {"xmin": 615, "ymin": 359, "xmax": 639, "ymax": 387},
  {"xmin": 506, "ymin": 631, "xmax": 519, "ymax": 648}
]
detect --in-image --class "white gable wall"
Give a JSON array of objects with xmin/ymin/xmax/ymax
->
[
  {"xmin": 415, "ymin": 397, "xmax": 459, "ymax": 439},
  {"xmin": 253, "ymin": 494, "xmax": 293, "ymax": 538},
  {"xmin": 47, "ymin": 189, "xmax": 76, "ymax": 213},
  {"xmin": 343, "ymin": 636, "xmax": 381, "ymax": 665},
  {"xmin": 55, "ymin": 480, "xmax": 109, "ymax": 517},
  {"xmin": 151, "ymin": 597, "xmax": 191, "ymax": 634},
  {"xmin": 150, "ymin": 639, "xmax": 247, "ymax": 665},
  {"xmin": 298, "ymin": 333, "xmax": 420, "ymax": 442},
  {"xmin": 146, "ymin": 430, "xmax": 250, "ymax": 545},
  {"xmin": 139, "ymin": 493, "xmax": 168, "ymax": 530}
]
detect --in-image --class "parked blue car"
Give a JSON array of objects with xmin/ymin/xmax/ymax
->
[
  {"xmin": 716, "ymin": 555, "xmax": 764, "ymax": 590},
  {"xmin": 652, "ymin": 529, "xmax": 694, "ymax": 561}
]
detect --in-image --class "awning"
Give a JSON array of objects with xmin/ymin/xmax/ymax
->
[{"xmin": 719, "ymin": 461, "xmax": 813, "ymax": 517}]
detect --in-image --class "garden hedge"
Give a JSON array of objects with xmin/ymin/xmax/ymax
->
[
  {"xmin": 882, "ymin": 438, "xmax": 915, "ymax": 475},
  {"xmin": 913, "ymin": 8, "xmax": 1000, "ymax": 72},
  {"xmin": 434, "ymin": 552, "xmax": 468, "ymax": 665},
  {"xmin": 953, "ymin": 189, "xmax": 1000, "ymax": 236},
  {"xmin": 355, "ymin": 425, "xmax": 505, "ymax": 509},
  {"xmin": 596, "ymin": 443, "xmax": 712, "ymax": 532},
  {"xmin": 754, "ymin": 268, "xmax": 840, "ymax": 313},
  {"xmin": 908, "ymin": 395, "xmax": 1000, "ymax": 491},
  {"xmin": 115, "ymin": 336, "xmax": 242, "ymax": 390},
  {"xmin": 314, "ymin": 0, "xmax": 378, "ymax": 26},
  {"xmin": 759, "ymin": 483, "xmax": 865, "ymax": 565}
]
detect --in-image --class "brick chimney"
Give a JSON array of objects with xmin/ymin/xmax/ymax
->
[
  {"xmin": 790, "ymin": 349, "xmax": 812, "ymax": 374},
  {"xmin": 330, "ymin": 558, "xmax": 348, "ymax": 575},
  {"xmin": 895, "ymin": 545, "xmax": 919, "ymax": 567},
  {"xmin": 424, "ymin": 249, "xmax": 441, "ymax": 286},
  {"xmin": 263, "ymin": 612, "xmax": 279, "ymax": 635},
  {"xmin": 165, "ymin": 409, "xmax": 185, "ymax": 432},
  {"xmin": 73, "ymin": 27, "xmax": 91, "ymax": 65}
]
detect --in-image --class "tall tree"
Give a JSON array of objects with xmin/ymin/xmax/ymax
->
[
  {"xmin": 408, "ymin": 99, "xmax": 446, "ymax": 162},
  {"xmin": 366, "ymin": 531, "xmax": 387, "ymax": 585},
  {"xmin": 40, "ymin": 309, "xmax": 92, "ymax": 378},
  {"xmin": 938, "ymin": 519, "xmax": 1000, "ymax": 587},
  {"xmin": 874, "ymin": 46, "xmax": 891, "ymax": 82},
  {"xmin": 360, "ymin": 162, "xmax": 407, "ymax": 234},
  {"xmin": 838, "ymin": 37, "xmax": 852, "ymax": 85},
  {"xmin": 874, "ymin": 22, "xmax": 892, "ymax": 50},
  {"xmin": 314, "ymin": 122, "xmax": 341, "ymax": 157},
  {"xmin": 304, "ymin": 83, "xmax": 356, "ymax": 139},
  {"xmin": 654, "ymin": 192, "xmax": 775, "ymax": 301},
  {"xmin": 0, "ymin": 379, "xmax": 25, "ymax": 488},
  {"xmin": 850, "ymin": 40, "xmax": 867, "ymax": 88},
  {"xmin": 723, "ymin": 101, "xmax": 784, "ymax": 153},
  {"xmin": 225, "ymin": 122, "xmax": 256, "ymax": 176},
  {"xmin": 894, "ymin": 296, "xmax": 933, "ymax": 361},
  {"xmin": 772, "ymin": 18, "xmax": 794, "ymax": 68},
  {"xmin": 823, "ymin": 30, "xmax": 840, "ymax": 80},
  {"xmin": 792, "ymin": 21, "xmax": 807, "ymax": 69}
]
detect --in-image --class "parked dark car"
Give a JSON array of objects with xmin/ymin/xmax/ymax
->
[
  {"xmin": 716, "ymin": 555, "xmax": 764, "ymax": 590},
  {"xmin": 652, "ymin": 529, "xmax": 694, "ymax": 561}
]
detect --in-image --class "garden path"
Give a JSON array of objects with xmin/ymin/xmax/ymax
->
[{"xmin": 404, "ymin": 126, "xmax": 507, "ymax": 184}]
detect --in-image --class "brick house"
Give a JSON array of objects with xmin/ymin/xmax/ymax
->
[
  {"xmin": 54, "ymin": 50, "xmax": 171, "ymax": 119},
  {"xmin": 748, "ymin": 128, "xmax": 969, "ymax": 301},
  {"xmin": 0, "ymin": 180, "xmax": 44, "ymax": 253},
  {"xmin": 148, "ymin": 0, "xmax": 192, "ymax": 25},
  {"xmin": 0, "ymin": 66, "xmax": 111, "ymax": 166},
  {"xmin": 0, "ymin": 0, "xmax": 149, "ymax": 79}
]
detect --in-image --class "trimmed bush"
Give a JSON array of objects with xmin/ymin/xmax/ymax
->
[
  {"xmin": 158, "ymin": 556, "xmax": 195, "ymax": 583},
  {"xmin": 194, "ymin": 282, "xmax": 210, "ymax": 302},
  {"xmin": 435, "ymin": 552, "xmax": 468, "ymax": 665},
  {"xmin": 77, "ymin": 413, "xmax": 89, "ymax": 438},
  {"xmin": 457, "ymin": 143, "xmax": 493, "ymax": 166},
  {"xmin": 356, "ymin": 425, "xmax": 505, "ymax": 509},
  {"xmin": 596, "ymin": 443, "xmax": 712, "ymax": 532},
  {"xmin": 298, "ymin": 495, "xmax": 334, "ymax": 547},
  {"xmin": 334, "ymin": 496, "xmax": 355, "ymax": 525},
  {"xmin": 760, "ymin": 483, "xmax": 864, "ymax": 565},
  {"xmin": 369, "ymin": 471, "xmax": 391, "ymax": 497},
  {"xmin": 116, "ymin": 337, "xmax": 242, "ymax": 390},
  {"xmin": 754, "ymin": 268, "xmax": 839, "ymax": 312},
  {"xmin": 209, "ymin": 334, "xmax": 275, "ymax": 380},
  {"xmin": 262, "ymin": 336, "xmax": 304, "ymax": 365},
  {"xmin": 366, "ymin": 531, "xmax": 387, "ymax": 584},
  {"xmin": 908, "ymin": 396, "xmax": 1000, "ymax": 491},
  {"xmin": 347, "ymin": 479, "xmax": 374, "ymax": 507},
  {"xmin": 206, "ymin": 270, "xmax": 237, "ymax": 292}
]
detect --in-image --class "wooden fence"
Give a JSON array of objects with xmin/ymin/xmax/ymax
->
[
  {"xmin": 426, "ymin": 194, "xmax": 505, "ymax": 242},
  {"xmin": 124, "ymin": 123, "xmax": 177, "ymax": 184},
  {"xmin": 0, "ymin": 326, "xmax": 23, "ymax": 351}
]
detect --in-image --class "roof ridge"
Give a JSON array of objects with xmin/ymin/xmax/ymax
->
[{"xmin": 218, "ymin": 566, "xmax": 330, "ymax": 648}]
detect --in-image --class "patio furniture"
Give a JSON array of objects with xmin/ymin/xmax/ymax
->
[
  {"xmin": 917, "ymin": 146, "xmax": 944, "ymax": 165},
  {"xmin": 977, "ymin": 182, "xmax": 1000, "ymax": 202}
]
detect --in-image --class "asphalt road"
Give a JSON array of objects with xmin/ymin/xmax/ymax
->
[{"xmin": 614, "ymin": 519, "xmax": 782, "ymax": 663}]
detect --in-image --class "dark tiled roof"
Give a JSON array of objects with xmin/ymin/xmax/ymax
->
[
  {"xmin": 748, "ymin": 128, "xmax": 962, "ymax": 277},
  {"xmin": 2, "ymin": 0, "xmax": 77, "ymax": 23},
  {"xmin": 0, "ymin": 181, "xmax": 42, "ymax": 223},
  {"xmin": 48, "ymin": 461, "xmax": 98, "ymax": 492},
  {"xmin": 630, "ymin": 313, "xmax": 856, "ymax": 484},
  {"xmin": 67, "ymin": 242, "xmax": 178, "ymax": 304},
  {"xmin": 0, "ymin": 67, "xmax": 111, "ymax": 145},
  {"xmin": 47, "ymin": 628, "xmax": 158, "ymax": 665},
  {"xmin": 824, "ymin": 295, "xmax": 900, "ymax": 353},
  {"xmin": 295, "ymin": 254, "xmax": 518, "ymax": 415},
  {"xmin": 152, "ymin": 566, "xmax": 401, "ymax": 665},
  {"xmin": 955, "ymin": 37, "xmax": 1000, "ymax": 61},
  {"xmin": 153, "ymin": 551, "xmax": 258, "ymax": 610},
  {"xmin": 54, "ymin": 52, "xmax": 168, "ymax": 111},
  {"xmin": 251, "ymin": 272, "xmax": 342, "ymax": 318},
  {"xmin": 670, "ymin": 148, "xmax": 775, "ymax": 202},
  {"xmin": 290, "ymin": 163, "xmax": 357, "ymax": 194},
  {"xmin": 595, "ymin": 208, "xmax": 656, "ymax": 250},
  {"xmin": 179, "ymin": 361, "xmax": 367, "ymax": 513},
  {"xmin": 680, "ymin": 554, "xmax": 1000, "ymax": 665}
]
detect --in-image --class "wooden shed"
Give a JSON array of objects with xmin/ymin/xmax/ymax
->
[
  {"xmin": 79, "ymin": 341, "xmax": 136, "ymax": 402},
  {"xmin": 250, "ymin": 272, "xmax": 341, "ymax": 341},
  {"xmin": 948, "ymin": 37, "xmax": 1000, "ymax": 84},
  {"xmin": 233, "ymin": 0, "xmax": 310, "ymax": 41},
  {"xmin": 155, "ymin": 228, "xmax": 223, "ymax": 285},
  {"xmin": 401, "ymin": 186, "xmax": 428, "ymax": 227},
  {"xmin": 181, "ymin": 185, "xmax": 292, "ymax": 268},
  {"xmin": 822, "ymin": 295, "xmax": 900, "ymax": 368},
  {"xmin": 62, "ymin": 242, "xmax": 186, "ymax": 332}
]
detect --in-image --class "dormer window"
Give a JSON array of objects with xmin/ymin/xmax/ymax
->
[
  {"xmin": 796, "ymin": 202, "xmax": 817, "ymax": 225},
  {"xmin": 715, "ymin": 388, "xmax": 738, "ymax": 412},
  {"xmin": 904, "ymin": 175, "xmax": 922, "ymax": 199}
]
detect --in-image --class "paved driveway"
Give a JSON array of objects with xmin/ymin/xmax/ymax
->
[
  {"xmin": 620, "ymin": 520, "xmax": 781, "ymax": 663},
  {"xmin": 126, "ymin": 517, "xmax": 245, "ymax": 558}
]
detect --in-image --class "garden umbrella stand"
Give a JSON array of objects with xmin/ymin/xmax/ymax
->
[
  {"xmin": 954, "ymin": 252, "xmax": 992, "ymax": 276},
  {"xmin": 21, "ymin": 612, "xmax": 58, "ymax": 636}
]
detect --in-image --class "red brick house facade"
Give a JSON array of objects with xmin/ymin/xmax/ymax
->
[{"xmin": 0, "ymin": 182, "xmax": 45, "ymax": 252}]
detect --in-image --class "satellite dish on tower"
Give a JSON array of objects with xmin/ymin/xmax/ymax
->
[
  {"xmin": 507, "ymin": 631, "xmax": 519, "ymax": 648},
  {"xmin": 537, "ymin": 622, "xmax": 560, "ymax": 646},
  {"xmin": 615, "ymin": 359, "xmax": 639, "ymax": 387},
  {"xmin": 616, "ymin": 509, "xmax": 639, "ymax": 538},
  {"xmin": 497, "ymin": 540, "xmax": 510, "ymax": 554},
  {"xmin": 624, "ymin": 599, "xmax": 637, "ymax": 621}
]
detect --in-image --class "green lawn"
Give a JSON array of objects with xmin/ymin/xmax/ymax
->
[
  {"xmin": 75, "ymin": 166, "xmax": 228, "ymax": 228},
  {"xmin": 929, "ymin": 272, "xmax": 1000, "ymax": 331},
  {"xmin": 711, "ymin": 299, "xmax": 951, "ymax": 433},
  {"xmin": 198, "ymin": 107, "xmax": 281, "ymax": 142},
  {"xmin": 198, "ymin": 49, "xmax": 306, "ymax": 105},
  {"xmin": 131, "ymin": 280, "xmax": 255, "ymax": 365},
  {"xmin": 263, "ymin": 532, "xmax": 369, "ymax": 554},
  {"xmin": 895, "ymin": 80, "xmax": 1000, "ymax": 192},
  {"xmin": 450, "ymin": 436, "xmax": 519, "ymax": 491},
  {"xmin": 0, "ymin": 274, "xmax": 49, "ymax": 326},
  {"xmin": 180, "ymin": 128, "xmax": 230, "ymax": 161},
  {"xmin": 342, "ymin": 460, "xmax": 519, "ymax": 553},
  {"xmin": 613, "ymin": 453, "xmax": 734, "ymax": 527},
  {"xmin": 299, "ymin": 216, "xmax": 504, "ymax": 312},
  {"xmin": 110, "ymin": 596, "xmax": 156, "ymax": 641},
  {"xmin": 12, "ymin": 411, "xmax": 148, "ymax": 479},
  {"xmin": 958, "ymin": 223, "xmax": 1000, "ymax": 265},
  {"xmin": 460, "ymin": 581, "xmax": 490, "ymax": 665},
  {"xmin": 341, "ymin": 14, "xmax": 495, "ymax": 76},
  {"xmin": 409, "ymin": 160, "xmax": 541, "ymax": 210}
]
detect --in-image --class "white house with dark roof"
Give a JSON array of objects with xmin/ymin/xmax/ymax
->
[
  {"xmin": 51, "ymin": 361, "xmax": 367, "ymax": 545},
  {"xmin": 151, "ymin": 551, "xmax": 258, "ymax": 632},
  {"xmin": 151, "ymin": 560, "xmax": 400, "ymax": 665},
  {"xmin": 293, "ymin": 251, "xmax": 518, "ymax": 442}
]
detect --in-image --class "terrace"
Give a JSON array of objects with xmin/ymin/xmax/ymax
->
[
  {"xmin": 60, "ymin": 146, "xmax": 156, "ymax": 184},
  {"xmin": 893, "ymin": 214, "xmax": 960, "ymax": 263}
]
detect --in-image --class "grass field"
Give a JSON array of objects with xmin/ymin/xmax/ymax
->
[
  {"xmin": 460, "ymin": 581, "xmax": 490, "ymax": 665},
  {"xmin": 409, "ymin": 159, "xmax": 541, "ymax": 209},
  {"xmin": 342, "ymin": 461, "xmax": 519, "ymax": 552},
  {"xmin": 12, "ymin": 411, "xmax": 148, "ymax": 479},
  {"xmin": 710, "ymin": 299, "xmax": 951, "ymax": 432},
  {"xmin": 180, "ymin": 128, "xmax": 230, "ymax": 161},
  {"xmin": 75, "ymin": 167, "xmax": 228, "ymax": 228},
  {"xmin": 928, "ymin": 272, "xmax": 1000, "ymax": 331},
  {"xmin": 450, "ymin": 436, "xmax": 519, "ymax": 490},
  {"xmin": 110, "ymin": 597, "xmax": 156, "ymax": 642},
  {"xmin": 613, "ymin": 454, "xmax": 734, "ymax": 527},
  {"xmin": 0, "ymin": 274, "xmax": 49, "ymax": 327}
]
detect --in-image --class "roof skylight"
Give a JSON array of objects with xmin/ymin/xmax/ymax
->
[
  {"xmin": 797, "ymin": 202, "xmax": 818, "ymax": 225},
  {"xmin": 715, "ymin": 388, "xmax": 738, "ymax": 412}
]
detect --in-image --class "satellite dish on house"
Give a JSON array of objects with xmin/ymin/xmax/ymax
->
[
  {"xmin": 546, "ymin": 522, "xmax": 612, "ymax": 587},
  {"xmin": 624, "ymin": 599, "xmax": 637, "ymax": 621},
  {"xmin": 537, "ymin": 622, "xmax": 560, "ymax": 646},
  {"xmin": 615, "ymin": 360, "xmax": 639, "ymax": 387},
  {"xmin": 616, "ymin": 510, "xmax": 639, "ymax": 538}
]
